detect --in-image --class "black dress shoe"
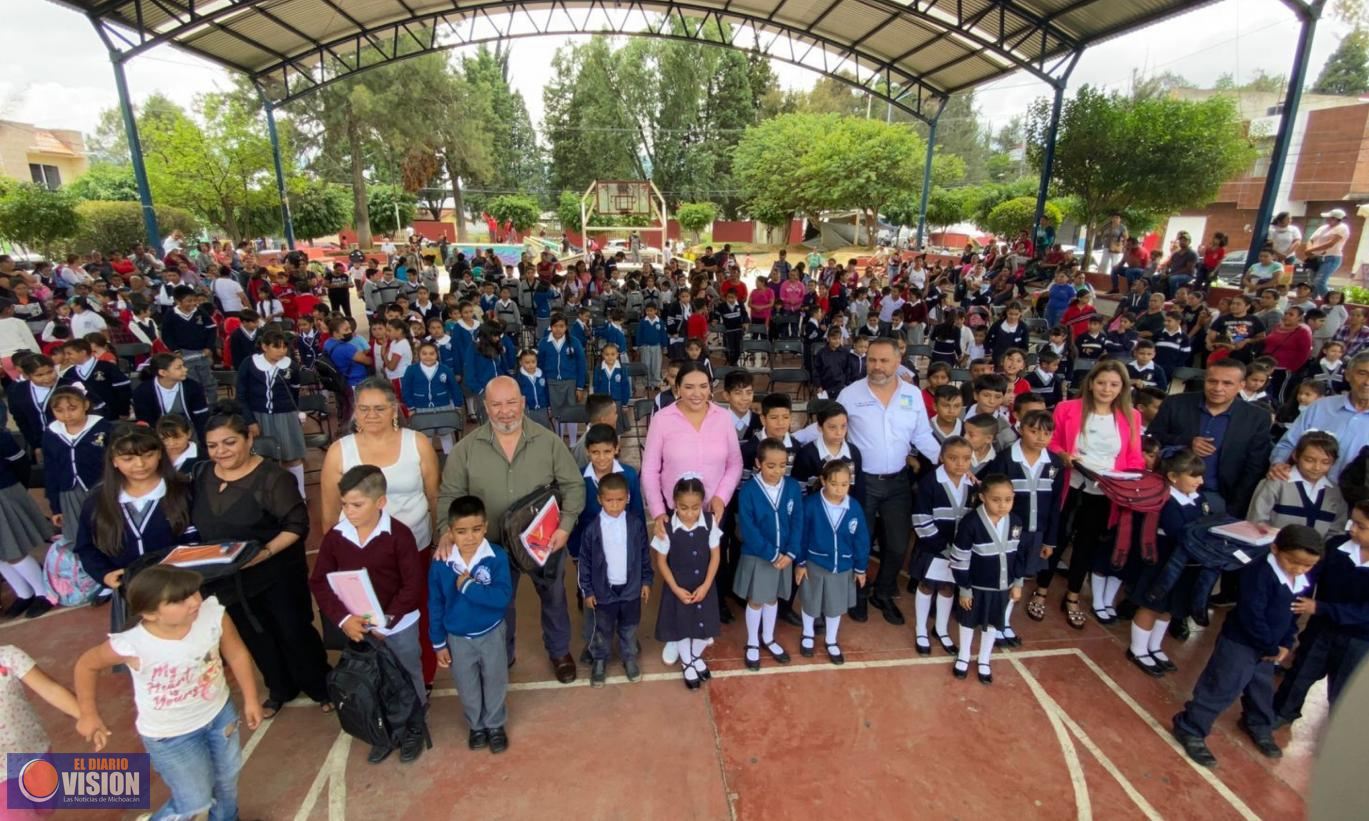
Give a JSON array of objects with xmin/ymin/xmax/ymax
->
[
  {"xmin": 3, "ymin": 597, "xmax": 33, "ymax": 619},
  {"xmin": 1191, "ymin": 608, "xmax": 1211, "ymax": 628},
  {"xmin": 367, "ymin": 743, "xmax": 394, "ymax": 764},
  {"xmin": 1150, "ymin": 652, "xmax": 1178, "ymax": 673},
  {"xmin": 933, "ymin": 630, "xmax": 958, "ymax": 656},
  {"xmin": 1127, "ymin": 650, "xmax": 1164, "ymax": 678},
  {"xmin": 744, "ymin": 645, "xmax": 761, "ymax": 671},
  {"xmin": 765, "ymin": 642, "xmax": 790, "ymax": 664},
  {"xmin": 825, "ymin": 644, "xmax": 844, "ymax": 666},
  {"xmin": 952, "ymin": 660, "xmax": 969, "ymax": 679},
  {"xmin": 23, "ymin": 598, "xmax": 53, "ymax": 619},
  {"xmin": 488, "ymin": 727, "xmax": 509, "ymax": 754},
  {"xmin": 977, "ymin": 663, "xmax": 993, "ymax": 685},
  {"xmin": 590, "ymin": 660, "xmax": 607, "ymax": 688},
  {"xmin": 553, "ymin": 654, "xmax": 577, "ymax": 684},
  {"xmin": 399, "ymin": 726, "xmax": 426, "ymax": 762},
  {"xmin": 1172, "ymin": 725, "xmax": 1217, "ymax": 767},
  {"xmin": 1240, "ymin": 718, "xmax": 1282, "ymax": 758},
  {"xmin": 871, "ymin": 596, "xmax": 905, "ymax": 626},
  {"xmin": 799, "ymin": 637, "xmax": 815, "ymax": 658},
  {"xmin": 848, "ymin": 597, "xmax": 869, "ymax": 623},
  {"xmin": 624, "ymin": 658, "xmax": 642, "ymax": 682},
  {"xmin": 1168, "ymin": 620, "xmax": 1191, "ymax": 642},
  {"xmin": 468, "ymin": 729, "xmax": 489, "ymax": 750},
  {"xmin": 914, "ymin": 635, "xmax": 931, "ymax": 656}
]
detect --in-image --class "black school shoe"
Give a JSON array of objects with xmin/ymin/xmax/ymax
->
[
  {"xmin": 1239, "ymin": 718, "xmax": 1283, "ymax": 759},
  {"xmin": 399, "ymin": 726, "xmax": 426, "ymax": 763},
  {"xmin": 1126, "ymin": 650, "xmax": 1165, "ymax": 678},
  {"xmin": 488, "ymin": 727, "xmax": 509, "ymax": 754},
  {"xmin": 23, "ymin": 599, "xmax": 53, "ymax": 619},
  {"xmin": 870, "ymin": 596, "xmax": 905, "ymax": 626},
  {"xmin": 367, "ymin": 743, "xmax": 394, "ymax": 764},
  {"xmin": 468, "ymin": 729, "xmax": 489, "ymax": 750},
  {"xmin": 2, "ymin": 597, "xmax": 33, "ymax": 619},
  {"xmin": 1171, "ymin": 722, "xmax": 1217, "ymax": 767},
  {"xmin": 1168, "ymin": 620, "xmax": 1191, "ymax": 642},
  {"xmin": 848, "ymin": 597, "xmax": 869, "ymax": 623}
]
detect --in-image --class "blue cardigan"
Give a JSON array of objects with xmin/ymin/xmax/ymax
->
[
  {"xmin": 428, "ymin": 542, "xmax": 513, "ymax": 646},
  {"xmin": 401, "ymin": 362, "xmax": 460, "ymax": 409},
  {"xmin": 635, "ymin": 316, "xmax": 667, "ymax": 348},
  {"xmin": 515, "ymin": 369, "xmax": 551, "ymax": 410},
  {"xmin": 236, "ymin": 356, "xmax": 299, "ymax": 414},
  {"xmin": 74, "ymin": 489, "xmax": 199, "ymax": 582},
  {"xmin": 796, "ymin": 493, "xmax": 870, "ymax": 574},
  {"xmin": 737, "ymin": 474, "xmax": 804, "ymax": 563},
  {"xmin": 0, "ymin": 431, "xmax": 29, "ymax": 490},
  {"xmin": 593, "ymin": 364, "xmax": 632, "ymax": 405},
  {"xmin": 132, "ymin": 377, "xmax": 210, "ymax": 437},
  {"xmin": 1222, "ymin": 555, "xmax": 1307, "ymax": 656},
  {"xmin": 596, "ymin": 323, "xmax": 628, "ymax": 354},
  {"xmin": 569, "ymin": 464, "xmax": 644, "ymax": 559},
  {"xmin": 538, "ymin": 335, "xmax": 586, "ymax": 387},
  {"xmin": 577, "ymin": 510, "xmax": 655, "ymax": 603}
]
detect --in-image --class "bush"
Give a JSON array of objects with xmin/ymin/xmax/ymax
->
[
  {"xmin": 984, "ymin": 196, "xmax": 1063, "ymax": 238},
  {"xmin": 675, "ymin": 202, "xmax": 718, "ymax": 242},
  {"xmin": 0, "ymin": 183, "xmax": 80, "ymax": 256},
  {"xmin": 70, "ymin": 201, "xmax": 199, "ymax": 255},
  {"xmin": 487, "ymin": 194, "xmax": 541, "ymax": 235}
]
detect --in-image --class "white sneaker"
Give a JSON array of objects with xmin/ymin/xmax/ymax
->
[{"xmin": 662, "ymin": 642, "xmax": 679, "ymax": 665}]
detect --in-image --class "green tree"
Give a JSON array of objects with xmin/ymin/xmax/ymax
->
[
  {"xmin": 984, "ymin": 196, "xmax": 1063, "ymax": 237},
  {"xmin": 0, "ymin": 183, "xmax": 80, "ymax": 256},
  {"xmin": 928, "ymin": 91, "xmax": 991, "ymax": 184},
  {"xmin": 366, "ymin": 185, "xmax": 416, "ymax": 238},
  {"xmin": 486, "ymin": 194, "xmax": 541, "ymax": 235},
  {"xmin": 87, "ymin": 93, "xmax": 184, "ymax": 165},
  {"xmin": 733, "ymin": 113, "xmax": 827, "ymax": 228},
  {"xmin": 966, "ymin": 178, "xmax": 1038, "ymax": 227},
  {"xmin": 1314, "ymin": 30, "xmax": 1369, "ymax": 95},
  {"xmin": 801, "ymin": 117, "xmax": 922, "ymax": 245},
  {"xmin": 288, "ymin": 179, "xmax": 352, "ymax": 243},
  {"xmin": 71, "ymin": 201, "xmax": 198, "ymax": 254},
  {"xmin": 464, "ymin": 47, "xmax": 545, "ymax": 217},
  {"xmin": 675, "ymin": 202, "xmax": 718, "ymax": 242},
  {"xmin": 557, "ymin": 190, "xmax": 584, "ymax": 234},
  {"xmin": 65, "ymin": 162, "xmax": 138, "ymax": 202},
  {"xmin": 1026, "ymin": 85, "xmax": 1255, "ymax": 269}
]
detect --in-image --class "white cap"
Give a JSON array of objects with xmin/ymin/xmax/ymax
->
[{"xmin": 1322, "ymin": 208, "xmax": 1347, "ymax": 220}]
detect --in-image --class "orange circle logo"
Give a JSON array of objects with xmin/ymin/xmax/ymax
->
[{"xmin": 18, "ymin": 759, "xmax": 59, "ymax": 802}]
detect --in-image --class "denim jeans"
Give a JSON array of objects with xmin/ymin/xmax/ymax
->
[
  {"xmin": 142, "ymin": 700, "xmax": 242, "ymax": 821},
  {"xmin": 1314, "ymin": 255, "xmax": 1342, "ymax": 296}
]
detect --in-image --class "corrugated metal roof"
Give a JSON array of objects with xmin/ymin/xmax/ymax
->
[{"xmin": 54, "ymin": 0, "xmax": 1215, "ymax": 108}]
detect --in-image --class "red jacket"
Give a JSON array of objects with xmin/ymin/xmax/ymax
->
[{"xmin": 685, "ymin": 312, "xmax": 709, "ymax": 340}]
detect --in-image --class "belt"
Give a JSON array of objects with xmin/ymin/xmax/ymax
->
[
  {"xmin": 180, "ymin": 350, "xmax": 207, "ymax": 360},
  {"xmin": 862, "ymin": 468, "xmax": 908, "ymax": 481}
]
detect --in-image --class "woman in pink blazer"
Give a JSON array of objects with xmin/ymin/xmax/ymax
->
[{"xmin": 1028, "ymin": 360, "xmax": 1144, "ymax": 630}]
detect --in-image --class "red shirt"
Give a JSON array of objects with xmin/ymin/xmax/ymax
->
[
  {"xmin": 921, "ymin": 387, "xmax": 936, "ymax": 416},
  {"xmin": 686, "ymin": 312, "xmax": 709, "ymax": 340},
  {"xmin": 721, "ymin": 279, "xmax": 748, "ymax": 302},
  {"xmin": 1202, "ymin": 247, "xmax": 1227, "ymax": 270}
]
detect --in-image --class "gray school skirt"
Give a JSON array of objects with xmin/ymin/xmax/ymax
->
[
  {"xmin": 800, "ymin": 564, "xmax": 857, "ymax": 619},
  {"xmin": 0, "ymin": 484, "xmax": 53, "ymax": 561},
  {"xmin": 733, "ymin": 554, "xmax": 793, "ymax": 604},
  {"xmin": 254, "ymin": 411, "xmax": 307, "ymax": 461},
  {"xmin": 548, "ymin": 379, "xmax": 577, "ymax": 412},
  {"xmin": 59, "ymin": 488, "xmax": 91, "ymax": 544}
]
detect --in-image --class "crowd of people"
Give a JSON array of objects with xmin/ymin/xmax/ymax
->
[{"xmin": 0, "ymin": 224, "xmax": 1364, "ymax": 817}]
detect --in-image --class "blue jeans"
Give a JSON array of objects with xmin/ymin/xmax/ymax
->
[
  {"xmin": 1314, "ymin": 255, "xmax": 1342, "ymax": 296},
  {"xmin": 142, "ymin": 700, "xmax": 242, "ymax": 821}
]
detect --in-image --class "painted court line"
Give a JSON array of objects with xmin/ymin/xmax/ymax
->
[
  {"xmin": 293, "ymin": 730, "xmax": 350, "ymax": 821},
  {"xmin": 240, "ymin": 714, "xmax": 273, "ymax": 764},
  {"xmin": 1065, "ymin": 649, "xmax": 1262, "ymax": 821},
  {"xmin": 1008, "ymin": 657, "xmax": 1092, "ymax": 821}
]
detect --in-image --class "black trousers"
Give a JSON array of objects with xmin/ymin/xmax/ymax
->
[
  {"xmin": 859, "ymin": 470, "xmax": 913, "ymax": 600},
  {"xmin": 226, "ymin": 562, "xmax": 330, "ymax": 704},
  {"xmin": 1036, "ymin": 488, "xmax": 1112, "ymax": 595},
  {"xmin": 328, "ymin": 287, "xmax": 353, "ymax": 318}
]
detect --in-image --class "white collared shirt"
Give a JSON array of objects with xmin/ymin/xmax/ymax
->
[
  {"xmin": 333, "ymin": 510, "xmax": 393, "ymax": 551},
  {"xmin": 583, "ymin": 459, "xmax": 625, "ymax": 486},
  {"xmin": 732, "ymin": 409, "xmax": 752, "ymax": 434},
  {"xmin": 119, "ymin": 479, "xmax": 167, "ymax": 512},
  {"xmin": 757, "ymin": 474, "xmax": 783, "ymax": 507},
  {"xmin": 820, "ymin": 440, "xmax": 852, "ymax": 464},
  {"xmin": 651, "ymin": 513, "xmax": 722, "ymax": 554},
  {"xmin": 1288, "ymin": 466, "xmax": 1330, "ymax": 497},
  {"xmin": 599, "ymin": 510, "xmax": 629, "ymax": 585},
  {"xmin": 1338, "ymin": 541, "xmax": 1369, "ymax": 569},
  {"xmin": 448, "ymin": 538, "xmax": 495, "ymax": 576},
  {"xmin": 172, "ymin": 441, "xmax": 199, "ymax": 469},
  {"xmin": 1011, "ymin": 441, "xmax": 1047, "ymax": 476},
  {"xmin": 155, "ymin": 380, "xmax": 182, "ymax": 413},
  {"xmin": 1169, "ymin": 486, "xmax": 1200, "ymax": 506},
  {"xmin": 835, "ymin": 377, "xmax": 940, "ymax": 474},
  {"xmin": 1266, "ymin": 551, "xmax": 1311, "ymax": 594},
  {"xmin": 821, "ymin": 492, "xmax": 850, "ymax": 530},
  {"xmin": 935, "ymin": 465, "xmax": 970, "ymax": 506}
]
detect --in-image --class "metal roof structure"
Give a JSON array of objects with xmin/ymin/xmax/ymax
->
[{"xmin": 61, "ymin": 0, "xmax": 1215, "ymax": 118}]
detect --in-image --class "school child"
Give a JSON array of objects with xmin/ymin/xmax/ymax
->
[
  {"xmin": 573, "ymin": 307, "xmax": 595, "ymax": 356},
  {"xmin": 964, "ymin": 414, "xmax": 1000, "ymax": 474},
  {"xmin": 42, "ymin": 385, "xmax": 111, "ymax": 544},
  {"xmin": 1291, "ymin": 339, "xmax": 1347, "ymax": 396},
  {"xmin": 1039, "ymin": 325, "xmax": 1074, "ymax": 375},
  {"xmin": 814, "ymin": 327, "xmax": 856, "ymax": 398},
  {"xmin": 465, "ymin": 322, "xmax": 516, "ymax": 421},
  {"xmin": 795, "ymin": 460, "xmax": 870, "ymax": 664},
  {"xmin": 910, "ymin": 436, "xmax": 976, "ymax": 653},
  {"xmin": 74, "ymin": 565, "xmax": 263, "ymax": 818},
  {"xmin": 996, "ymin": 392, "xmax": 1044, "ymax": 452},
  {"xmin": 792, "ymin": 403, "xmax": 864, "ymax": 494},
  {"xmin": 403, "ymin": 341, "xmax": 462, "ymax": 452},
  {"xmin": 653, "ymin": 477, "xmax": 723, "ymax": 688},
  {"xmin": 309, "ymin": 466, "xmax": 428, "ymax": 763},
  {"xmin": 1154, "ymin": 311, "xmax": 1193, "ymax": 376},
  {"xmin": 966, "ymin": 374, "xmax": 1011, "ymax": 424},
  {"xmin": 663, "ymin": 290, "xmax": 689, "ymax": 359},
  {"xmin": 958, "ymin": 358, "xmax": 994, "ymax": 408},
  {"xmin": 1044, "ymin": 269, "xmax": 1076, "ymax": 328},
  {"xmin": 949, "ymin": 473, "xmax": 1023, "ymax": 684},
  {"xmin": 597, "ymin": 309, "xmax": 629, "ymax": 356},
  {"xmin": 157, "ymin": 414, "xmax": 203, "ymax": 474},
  {"xmin": 0, "ymin": 430, "xmax": 53, "ymax": 618},
  {"xmin": 0, "ymin": 638, "xmax": 84, "ymax": 785},
  {"xmin": 1171, "ymin": 524, "xmax": 1324, "ymax": 766},
  {"xmin": 928, "ymin": 385, "xmax": 965, "ymax": 446},
  {"xmin": 713, "ymin": 293, "xmax": 748, "ymax": 367},
  {"xmin": 985, "ymin": 302, "xmax": 1030, "ymax": 362},
  {"xmin": 1240, "ymin": 360, "xmax": 1274, "ymax": 405},
  {"xmin": 1105, "ymin": 313, "xmax": 1139, "ymax": 356},
  {"xmin": 593, "ymin": 343, "xmax": 632, "ymax": 431},
  {"xmin": 578, "ymin": 473, "xmax": 653, "ymax": 687},
  {"xmin": 1076, "ymin": 316, "xmax": 1107, "ymax": 360},
  {"xmin": 383, "ymin": 318, "xmax": 415, "ymax": 390},
  {"xmin": 998, "ymin": 347, "xmax": 1029, "ymax": 396},
  {"xmin": 513, "ymin": 349, "xmax": 552, "ymax": 430},
  {"xmin": 227, "ymin": 309, "xmax": 260, "ymax": 368},
  {"xmin": 1125, "ymin": 450, "xmax": 1209, "ymax": 677},
  {"xmin": 59, "ymin": 338, "xmax": 131, "ymax": 419},
  {"xmin": 478, "ymin": 282, "xmax": 498, "ymax": 317},
  {"xmin": 494, "ymin": 286, "xmax": 520, "ymax": 330},
  {"xmin": 922, "ymin": 361, "xmax": 952, "ymax": 415},
  {"xmin": 967, "ymin": 326, "xmax": 988, "ymax": 362},
  {"xmin": 1273, "ymin": 498, "xmax": 1369, "ymax": 726},
  {"xmin": 133, "ymin": 352, "xmax": 211, "ymax": 438},
  {"xmin": 533, "ymin": 281, "xmax": 557, "ymax": 339},
  {"xmin": 722, "ymin": 370, "xmax": 762, "ymax": 442},
  {"xmin": 736, "ymin": 438, "xmax": 803, "ymax": 670},
  {"xmin": 7, "ymin": 353, "xmax": 60, "ymax": 452},
  {"xmin": 1247, "ymin": 431, "xmax": 1347, "ymax": 537},
  {"xmin": 237, "ymin": 329, "xmax": 307, "ymax": 496},
  {"xmin": 654, "ymin": 359, "xmax": 681, "ymax": 411},
  {"xmin": 573, "ymin": 424, "xmax": 645, "ymax": 555},
  {"xmin": 684, "ymin": 338, "xmax": 713, "ymax": 383},
  {"xmin": 1127, "ymin": 340, "xmax": 1170, "ymax": 391},
  {"xmin": 801, "ymin": 304, "xmax": 825, "ymax": 374},
  {"xmin": 538, "ymin": 314, "xmax": 586, "ymax": 434},
  {"xmin": 430, "ymin": 496, "xmax": 514, "ymax": 753},
  {"xmin": 739, "ymin": 393, "xmax": 795, "ymax": 482},
  {"xmin": 1134, "ymin": 387, "xmax": 1166, "ymax": 433},
  {"xmin": 635, "ymin": 303, "xmax": 666, "ymax": 391}
]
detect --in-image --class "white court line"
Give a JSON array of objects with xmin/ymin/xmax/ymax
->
[
  {"xmin": 1008, "ymin": 657, "xmax": 1092, "ymax": 821},
  {"xmin": 1011, "ymin": 657, "xmax": 1162, "ymax": 821},
  {"xmin": 240, "ymin": 714, "xmax": 273, "ymax": 764},
  {"xmin": 293, "ymin": 731, "xmax": 350, "ymax": 821},
  {"xmin": 1065, "ymin": 649, "xmax": 1261, "ymax": 821}
]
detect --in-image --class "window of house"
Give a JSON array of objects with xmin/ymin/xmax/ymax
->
[{"xmin": 28, "ymin": 164, "xmax": 61, "ymax": 189}]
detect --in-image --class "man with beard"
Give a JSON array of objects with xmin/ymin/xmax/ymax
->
[{"xmin": 437, "ymin": 376, "xmax": 586, "ymax": 683}]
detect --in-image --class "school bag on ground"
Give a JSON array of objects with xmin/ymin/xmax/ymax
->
[
  {"xmin": 326, "ymin": 639, "xmax": 431, "ymax": 752},
  {"xmin": 42, "ymin": 537, "xmax": 100, "ymax": 607}
]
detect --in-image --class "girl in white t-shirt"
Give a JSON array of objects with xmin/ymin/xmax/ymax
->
[
  {"xmin": 0, "ymin": 644, "xmax": 82, "ymax": 795},
  {"xmin": 383, "ymin": 319, "xmax": 415, "ymax": 383},
  {"xmin": 74, "ymin": 566, "xmax": 261, "ymax": 821}
]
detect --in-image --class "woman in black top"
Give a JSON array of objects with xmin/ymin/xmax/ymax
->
[{"xmin": 191, "ymin": 404, "xmax": 329, "ymax": 718}]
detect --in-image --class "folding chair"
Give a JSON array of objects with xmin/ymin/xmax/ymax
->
[
  {"xmin": 252, "ymin": 436, "xmax": 283, "ymax": 462},
  {"xmin": 742, "ymin": 339, "xmax": 772, "ymax": 372}
]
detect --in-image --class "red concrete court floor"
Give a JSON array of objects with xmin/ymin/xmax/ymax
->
[{"xmin": 5, "ymin": 490, "xmax": 1326, "ymax": 821}]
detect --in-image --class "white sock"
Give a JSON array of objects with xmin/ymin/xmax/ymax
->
[
  {"xmin": 978, "ymin": 631, "xmax": 994, "ymax": 666},
  {"xmin": 957, "ymin": 625, "xmax": 975, "ymax": 664},
  {"xmin": 824, "ymin": 615, "xmax": 841, "ymax": 645},
  {"xmin": 287, "ymin": 463, "xmax": 306, "ymax": 497},
  {"xmin": 0, "ymin": 560, "xmax": 36, "ymax": 599},
  {"xmin": 1149, "ymin": 620, "xmax": 1171, "ymax": 655},
  {"xmin": 1130, "ymin": 622, "xmax": 1150, "ymax": 658},
  {"xmin": 1090, "ymin": 573, "xmax": 1109, "ymax": 612},
  {"xmin": 1103, "ymin": 576, "xmax": 1123, "ymax": 608},
  {"xmin": 677, "ymin": 639, "xmax": 694, "ymax": 665},
  {"xmin": 914, "ymin": 589, "xmax": 932, "ymax": 638},
  {"xmin": 1003, "ymin": 600, "xmax": 1015, "ymax": 632},
  {"xmin": 935, "ymin": 593, "xmax": 952, "ymax": 637},
  {"xmin": 801, "ymin": 612, "xmax": 816, "ymax": 639},
  {"xmin": 437, "ymin": 432, "xmax": 454, "ymax": 453},
  {"xmin": 692, "ymin": 639, "xmax": 708, "ymax": 669},
  {"xmin": 745, "ymin": 605, "xmax": 762, "ymax": 647},
  {"xmin": 12, "ymin": 557, "xmax": 45, "ymax": 596},
  {"xmin": 760, "ymin": 603, "xmax": 778, "ymax": 644}
]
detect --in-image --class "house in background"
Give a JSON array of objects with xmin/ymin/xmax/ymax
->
[{"xmin": 0, "ymin": 120, "xmax": 88, "ymax": 189}]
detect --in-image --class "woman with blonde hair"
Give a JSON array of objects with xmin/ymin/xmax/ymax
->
[{"xmin": 1025, "ymin": 360, "xmax": 1144, "ymax": 629}]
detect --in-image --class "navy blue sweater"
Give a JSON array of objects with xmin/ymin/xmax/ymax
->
[
  {"xmin": 737, "ymin": 474, "xmax": 805, "ymax": 563},
  {"xmin": 132, "ymin": 378, "xmax": 210, "ymax": 437},
  {"xmin": 0, "ymin": 431, "xmax": 29, "ymax": 490},
  {"xmin": 60, "ymin": 360, "xmax": 131, "ymax": 419},
  {"xmin": 41, "ymin": 417, "xmax": 112, "ymax": 515},
  {"xmin": 6, "ymin": 381, "xmax": 55, "ymax": 451},
  {"xmin": 635, "ymin": 316, "xmax": 667, "ymax": 348},
  {"xmin": 1222, "ymin": 554, "xmax": 1307, "ymax": 656},
  {"xmin": 74, "ymin": 488, "xmax": 199, "ymax": 582},
  {"xmin": 576, "ymin": 510, "xmax": 655, "ymax": 603},
  {"xmin": 161, "ymin": 307, "xmax": 218, "ymax": 353},
  {"xmin": 1307, "ymin": 540, "xmax": 1369, "ymax": 641},
  {"xmin": 236, "ymin": 356, "xmax": 299, "ymax": 414}
]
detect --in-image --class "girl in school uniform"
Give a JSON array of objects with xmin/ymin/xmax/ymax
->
[
  {"xmin": 465, "ymin": 321, "xmax": 516, "ymax": 422},
  {"xmin": 792, "ymin": 403, "xmax": 864, "ymax": 496},
  {"xmin": 593, "ymin": 343, "xmax": 632, "ymax": 433},
  {"xmin": 156, "ymin": 414, "xmax": 204, "ymax": 474},
  {"xmin": 132, "ymin": 352, "xmax": 211, "ymax": 440},
  {"xmin": 402, "ymin": 341, "xmax": 462, "ymax": 453},
  {"xmin": 538, "ymin": 314, "xmax": 586, "ymax": 432},
  {"xmin": 75, "ymin": 425, "xmax": 198, "ymax": 634},
  {"xmin": 735, "ymin": 438, "xmax": 804, "ymax": 671},
  {"xmin": 236, "ymin": 328, "xmax": 307, "ymax": 497},
  {"xmin": 652, "ymin": 476, "xmax": 722, "ymax": 690},
  {"xmin": 254, "ymin": 285, "xmax": 285, "ymax": 324},
  {"xmin": 0, "ymin": 430, "xmax": 55, "ymax": 618},
  {"xmin": 6, "ymin": 353, "xmax": 60, "ymax": 452},
  {"xmin": 929, "ymin": 312, "xmax": 963, "ymax": 366},
  {"xmin": 910, "ymin": 436, "xmax": 977, "ymax": 656},
  {"xmin": 1289, "ymin": 339, "xmax": 1347, "ymax": 397},
  {"xmin": 514, "ymin": 349, "xmax": 553, "ymax": 430},
  {"xmin": 42, "ymin": 385, "xmax": 111, "ymax": 545},
  {"xmin": 795, "ymin": 459, "xmax": 870, "ymax": 665},
  {"xmin": 949, "ymin": 473, "xmax": 1024, "ymax": 684}
]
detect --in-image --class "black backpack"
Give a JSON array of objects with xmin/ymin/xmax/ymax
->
[{"xmin": 326, "ymin": 639, "xmax": 430, "ymax": 751}]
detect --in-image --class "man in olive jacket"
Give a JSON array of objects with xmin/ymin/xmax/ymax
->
[{"xmin": 438, "ymin": 376, "xmax": 586, "ymax": 683}]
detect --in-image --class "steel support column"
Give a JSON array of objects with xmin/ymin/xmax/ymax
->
[
  {"xmin": 108, "ymin": 55, "xmax": 160, "ymax": 250},
  {"xmin": 915, "ymin": 113, "xmax": 939, "ymax": 249},
  {"xmin": 262, "ymin": 94, "xmax": 296, "ymax": 249},
  {"xmin": 1248, "ymin": 0, "xmax": 1323, "ymax": 261},
  {"xmin": 1033, "ymin": 81, "xmax": 1065, "ymax": 241}
]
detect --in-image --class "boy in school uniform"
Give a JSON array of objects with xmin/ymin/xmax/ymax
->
[
  {"xmin": 1154, "ymin": 311, "xmax": 1193, "ymax": 376},
  {"xmin": 596, "ymin": 309, "xmax": 629, "ymax": 357},
  {"xmin": 1104, "ymin": 313, "xmax": 1139, "ymax": 357},
  {"xmin": 1172, "ymin": 524, "xmax": 1325, "ymax": 766},
  {"xmin": 635, "ymin": 303, "xmax": 666, "ymax": 392},
  {"xmin": 59, "ymin": 338, "xmax": 131, "ymax": 419},
  {"xmin": 653, "ymin": 360, "xmax": 681, "ymax": 411},
  {"xmin": 309, "ymin": 466, "xmax": 428, "ymax": 764},
  {"xmin": 430, "ymin": 496, "xmax": 514, "ymax": 754},
  {"xmin": 1127, "ymin": 340, "xmax": 1169, "ymax": 391},
  {"xmin": 228, "ymin": 309, "xmax": 261, "ymax": 368},
  {"xmin": 712, "ymin": 293, "xmax": 749, "ymax": 367},
  {"xmin": 929, "ymin": 385, "xmax": 965, "ymax": 447},
  {"xmin": 964, "ymin": 414, "xmax": 999, "ymax": 474},
  {"xmin": 578, "ymin": 473, "xmax": 654, "ymax": 686},
  {"xmin": 160, "ymin": 285, "xmax": 218, "ymax": 393},
  {"xmin": 813, "ymin": 327, "xmax": 856, "ymax": 399},
  {"xmin": 723, "ymin": 370, "xmax": 763, "ymax": 443},
  {"xmin": 1076, "ymin": 316, "xmax": 1107, "ymax": 361}
]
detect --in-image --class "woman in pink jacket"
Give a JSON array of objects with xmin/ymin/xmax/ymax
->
[{"xmin": 1027, "ymin": 360, "xmax": 1144, "ymax": 630}]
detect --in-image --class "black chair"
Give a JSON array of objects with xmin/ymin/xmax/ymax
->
[
  {"xmin": 408, "ymin": 409, "xmax": 465, "ymax": 438},
  {"xmin": 626, "ymin": 361, "xmax": 648, "ymax": 397},
  {"xmin": 769, "ymin": 368, "xmax": 809, "ymax": 398},
  {"xmin": 252, "ymin": 436, "xmax": 283, "ymax": 462},
  {"xmin": 1171, "ymin": 367, "xmax": 1206, "ymax": 393},
  {"xmin": 950, "ymin": 368, "xmax": 972, "ymax": 385}
]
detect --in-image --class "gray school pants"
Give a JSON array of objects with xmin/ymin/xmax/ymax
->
[
  {"xmin": 447, "ymin": 623, "xmax": 509, "ymax": 731},
  {"xmin": 370, "ymin": 620, "xmax": 427, "ymax": 707},
  {"xmin": 181, "ymin": 352, "xmax": 216, "ymax": 401},
  {"xmin": 639, "ymin": 344, "xmax": 662, "ymax": 389}
]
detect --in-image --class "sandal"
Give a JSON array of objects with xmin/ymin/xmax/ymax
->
[
  {"xmin": 262, "ymin": 699, "xmax": 283, "ymax": 720},
  {"xmin": 1062, "ymin": 596, "xmax": 1088, "ymax": 630},
  {"xmin": 1025, "ymin": 590, "xmax": 1048, "ymax": 622}
]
